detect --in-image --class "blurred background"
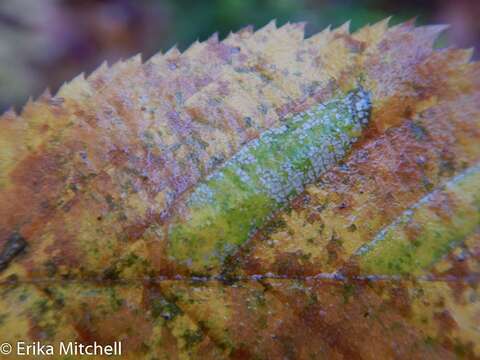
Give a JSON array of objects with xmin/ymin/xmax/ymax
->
[{"xmin": 0, "ymin": 0, "xmax": 479, "ymax": 113}]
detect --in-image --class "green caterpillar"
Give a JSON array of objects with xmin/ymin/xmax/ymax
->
[
  {"xmin": 167, "ymin": 88, "xmax": 372, "ymax": 271},
  {"xmin": 357, "ymin": 163, "xmax": 480, "ymax": 276}
]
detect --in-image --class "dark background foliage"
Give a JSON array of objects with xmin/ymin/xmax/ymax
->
[{"xmin": 0, "ymin": 0, "xmax": 479, "ymax": 112}]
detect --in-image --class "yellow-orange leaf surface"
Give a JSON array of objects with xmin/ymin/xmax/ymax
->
[{"xmin": 0, "ymin": 19, "xmax": 479, "ymax": 359}]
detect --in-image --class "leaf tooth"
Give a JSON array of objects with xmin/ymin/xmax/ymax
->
[
  {"xmin": 386, "ymin": 22, "xmax": 449, "ymax": 54},
  {"xmin": 304, "ymin": 24, "xmax": 332, "ymax": 45},
  {"xmin": 0, "ymin": 107, "xmax": 17, "ymax": 119},
  {"xmin": 147, "ymin": 50, "xmax": 164, "ymax": 65},
  {"xmin": 238, "ymin": 24, "xmax": 254, "ymax": 36},
  {"xmin": 376, "ymin": 15, "xmax": 392, "ymax": 28},
  {"xmin": 20, "ymin": 96, "xmax": 34, "ymax": 115},
  {"xmin": 105, "ymin": 59, "xmax": 128, "ymax": 77},
  {"xmin": 38, "ymin": 88, "xmax": 52, "ymax": 101},
  {"xmin": 182, "ymin": 40, "xmax": 201, "ymax": 56},
  {"xmin": 128, "ymin": 53, "xmax": 143, "ymax": 66},
  {"xmin": 279, "ymin": 21, "xmax": 306, "ymax": 42},
  {"xmin": 88, "ymin": 60, "xmax": 108, "ymax": 78},
  {"xmin": 334, "ymin": 20, "xmax": 351, "ymax": 35},
  {"xmin": 410, "ymin": 24, "xmax": 450, "ymax": 51},
  {"xmin": 207, "ymin": 32, "xmax": 220, "ymax": 44},
  {"xmin": 240, "ymin": 24, "xmax": 254, "ymax": 33},
  {"xmin": 223, "ymin": 24, "xmax": 254, "ymax": 46},
  {"xmin": 257, "ymin": 19, "xmax": 278, "ymax": 34},
  {"xmin": 165, "ymin": 44, "xmax": 181, "ymax": 57},
  {"xmin": 352, "ymin": 16, "xmax": 390, "ymax": 44},
  {"xmin": 461, "ymin": 47, "xmax": 475, "ymax": 62},
  {"xmin": 292, "ymin": 21, "xmax": 307, "ymax": 38},
  {"xmin": 56, "ymin": 72, "xmax": 90, "ymax": 99},
  {"xmin": 399, "ymin": 17, "xmax": 418, "ymax": 29},
  {"xmin": 21, "ymin": 93, "xmax": 61, "ymax": 121},
  {"xmin": 56, "ymin": 82, "xmax": 69, "ymax": 96}
]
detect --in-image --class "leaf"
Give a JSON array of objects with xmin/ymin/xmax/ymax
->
[{"xmin": 0, "ymin": 19, "xmax": 479, "ymax": 358}]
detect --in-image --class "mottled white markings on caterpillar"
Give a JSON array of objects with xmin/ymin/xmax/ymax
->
[{"xmin": 168, "ymin": 87, "xmax": 372, "ymax": 271}]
